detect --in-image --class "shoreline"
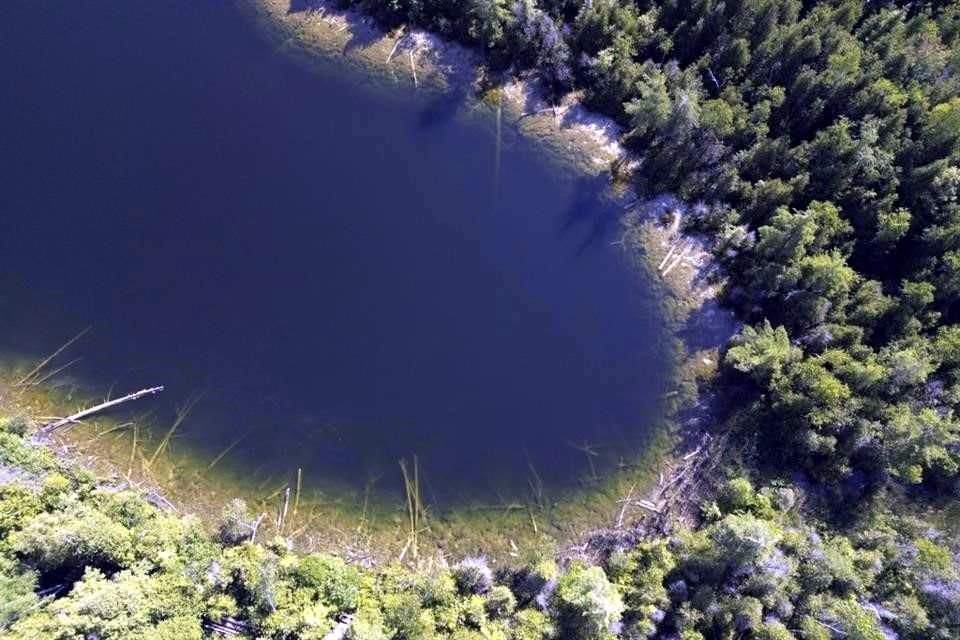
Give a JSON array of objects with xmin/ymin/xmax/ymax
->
[{"xmin": 4, "ymin": 0, "xmax": 733, "ymax": 565}]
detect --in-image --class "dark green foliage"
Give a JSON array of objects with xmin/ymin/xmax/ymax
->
[{"xmin": 452, "ymin": 556, "xmax": 494, "ymax": 595}]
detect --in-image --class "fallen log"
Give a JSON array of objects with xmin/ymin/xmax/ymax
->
[{"xmin": 37, "ymin": 386, "xmax": 164, "ymax": 436}]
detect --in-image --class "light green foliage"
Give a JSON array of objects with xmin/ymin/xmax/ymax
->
[
  {"xmin": 825, "ymin": 598, "xmax": 887, "ymax": 640},
  {"xmin": 725, "ymin": 322, "xmax": 801, "ymax": 384},
  {"xmin": 293, "ymin": 553, "xmax": 362, "ymax": 612},
  {"xmin": 510, "ymin": 608, "xmax": 553, "ymax": 640},
  {"xmin": 8, "ymin": 567, "xmax": 202, "ymax": 640},
  {"xmin": 11, "ymin": 503, "xmax": 133, "ymax": 574},
  {"xmin": 552, "ymin": 561, "xmax": 623, "ymax": 639},
  {"xmin": 0, "ymin": 424, "xmax": 958, "ymax": 638},
  {"xmin": 0, "ymin": 432, "xmax": 56, "ymax": 473},
  {"xmin": 0, "ymin": 556, "xmax": 37, "ymax": 631},
  {"xmin": 485, "ymin": 584, "xmax": 516, "ymax": 619},
  {"xmin": 218, "ymin": 542, "xmax": 281, "ymax": 614},
  {"xmin": 718, "ymin": 476, "xmax": 775, "ymax": 518},
  {"xmin": 0, "ymin": 483, "xmax": 41, "ymax": 537},
  {"xmin": 755, "ymin": 619, "xmax": 797, "ymax": 640},
  {"xmin": 875, "ymin": 208, "xmax": 911, "ymax": 244},
  {"xmin": 0, "ymin": 415, "xmax": 29, "ymax": 436},
  {"xmin": 218, "ymin": 497, "xmax": 254, "ymax": 546},
  {"xmin": 709, "ymin": 514, "xmax": 782, "ymax": 569},
  {"xmin": 380, "ymin": 591, "xmax": 435, "ymax": 640}
]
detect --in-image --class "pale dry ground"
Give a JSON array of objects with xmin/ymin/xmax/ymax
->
[{"xmin": 243, "ymin": 0, "xmax": 625, "ymax": 175}]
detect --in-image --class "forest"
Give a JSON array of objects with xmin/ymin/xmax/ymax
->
[{"xmin": 2, "ymin": 0, "xmax": 960, "ymax": 638}]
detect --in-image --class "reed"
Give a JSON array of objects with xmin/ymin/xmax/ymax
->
[
  {"xmin": 148, "ymin": 392, "xmax": 202, "ymax": 467},
  {"xmin": 207, "ymin": 433, "xmax": 247, "ymax": 471},
  {"xmin": 16, "ymin": 326, "xmax": 90, "ymax": 387},
  {"xmin": 399, "ymin": 455, "xmax": 427, "ymax": 561},
  {"xmin": 293, "ymin": 467, "xmax": 303, "ymax": 518}
]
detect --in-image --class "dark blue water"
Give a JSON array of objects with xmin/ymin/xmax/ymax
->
[{"xmin": 0, "ymin": 1, "xmax": 672, "ymax": 502}]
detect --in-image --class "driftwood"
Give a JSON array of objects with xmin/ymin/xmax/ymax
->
[
  {"xmin": 37, "ymin": 386, "xmax": 164, "ymax": 436},
  {"xmin": 385, "ymin": 29, "xmax": 407, "ymax": 64},
  {"xmin": 323, "ymin": 614, "xmax": 355, "ymax": 640},
  {"xmin": 205, "ymin": 617, "xmax": 249, "ymax": 637},
  {"xmin": 250, "ymin": 512, "xmax": 267, "ymax": 543}
]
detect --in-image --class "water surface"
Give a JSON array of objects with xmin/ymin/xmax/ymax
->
[{"xmin": 0, "ymin": 0, "xmax": 672, "ymax": 503}]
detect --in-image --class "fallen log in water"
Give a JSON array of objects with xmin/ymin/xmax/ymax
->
[{"xmin": 37, "ymin": 386, "xmax": 165, "ymax": 436}]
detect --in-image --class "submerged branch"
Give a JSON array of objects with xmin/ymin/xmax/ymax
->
[{"xmin": 37, "ymin": 386, "xmax": 165, "ymax": 436}]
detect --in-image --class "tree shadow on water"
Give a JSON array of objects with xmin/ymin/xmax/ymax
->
[
  {"xmin": 418, "ymin": 84, "xmax": 471, "ymax": 130},
  {"xmin": 559, "ymin": 174, "xmax": 622, "ymax": 257},
  {"xmin": 288, "ymin": 0, "xmax": 322, "ymax": 13}
]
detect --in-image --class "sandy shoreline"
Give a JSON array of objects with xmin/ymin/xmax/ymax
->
[{"xmin": 240, "ymin": 0, "xmax": 625, "ymax": 175}]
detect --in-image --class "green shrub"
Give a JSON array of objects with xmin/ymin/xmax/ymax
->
[
  {"xmin": 552, "ymin": 562, "xmax": 624, "ymax": 640},
  {"xmin": 0, "ymin": 432, "xmax": 56, "ymax": 473},
  {"xmin": 485, "ymin": 584, "xmax": 517, "ymax": 619},
  {"xmin": 293, "ymin": 553, "xmax": 361, "ymax": 612},
  {"xmin": 0, "ymin": 557, "xmax": 37, "ymax": 631},
  {"xmin": 11, "ymin": 504, "xmax": 133, "ymax": 575},
  {"xmin": 346, "ymin": 604, "xmax": 389, "ymax": 640},
  {"xmin": 8, "ymin": 567, "xmax": 202, "ymax": 639},
  {"xmin": 380, "ymin": 591, "xmax": 435, "ymax": 640},
  {"xmin": 0, "ymin": 484, "xmax": 41, "ymax": 537},
  {"xmin": 260, "ymin": 585, "xmax": 334, "ymax": 640},
  {"xmin": 217, "ymin": 498, "xmax": 254, "ymax": 546},
  {"xmin": 510, "ymin": 608, "xmax": 554, "ymax": 640},
  {"xmin": 39, "ymin": 473, "xmax": 72, "ymax": 509},
  {"xmin": 755, "ymin": 620, "xmax": 797, "ymax": 640},
  {"xmin": 453, "ymin": 556, "xmax": 494, "ymax": 595},
  {"xmin": 0, "ymin": 415, "xmax": 29, "ymax": 436},
  {"xmin": 219, "ymin": 543, "xmax": 280, "ymax": 613}
]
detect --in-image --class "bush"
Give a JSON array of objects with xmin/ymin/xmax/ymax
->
[
  {"xmin": 0, "ymin": 484, "xmax": 41, "ymax": 536},
  {"xmin": 485, "ymin": 584, "xmax": 516, "ymax": 619},
  {"xmin": 11, "ymin": 504, "xmax": 133, "ymax": 576},
  {"xmin": 0, "ymin": 415, "xmax": 29, "ymax": 436},
  {"xmin": 293, "ymin": 554, "xmax": 361, "ymax": 612},
  {"xmin": 0, "ymin": 557, "xmax": 37, "ymax": 630},
  {"xmin": 552, "ymin": 562, "xmax": 624, "ymax": 639},
  {"xmin": 453, "ymin": 556, "xmax": 494, "ymax": 595},
  {"xmin": 217, "ymin": 498, "xmax": 254, "ymax": 546}
]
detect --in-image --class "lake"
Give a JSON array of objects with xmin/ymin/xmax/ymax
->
[{"xmin": 0, "ymin": 0, "xmax": 673, "ymax": 504}]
